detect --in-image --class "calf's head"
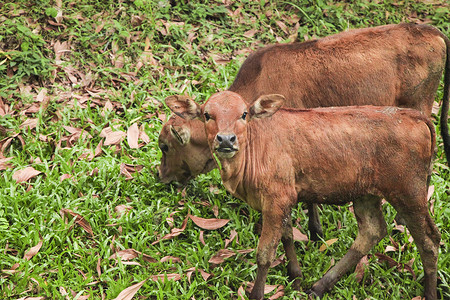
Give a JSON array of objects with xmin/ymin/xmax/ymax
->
[
  {"xmin": 157, "ymin": 96, "xmax": 216, "ymax": 184},
  {"xmin": 166, "ymin": 91, "xmax": 285, "ymax": 160}
]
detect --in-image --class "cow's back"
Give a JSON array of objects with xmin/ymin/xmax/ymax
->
[{"xmin": 229, "ymin": 23, "xmax": 446, "ymax": 115}]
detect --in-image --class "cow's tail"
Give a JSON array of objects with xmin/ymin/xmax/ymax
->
[{"xmin": 440, "ymin": 32, "xmax": 450, "ymax": 165}]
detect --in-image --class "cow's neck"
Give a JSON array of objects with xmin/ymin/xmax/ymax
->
[
  {"xmin": 219, "ymin": 150, "xmax": 247, "ymax": 199},
  {"xmin": 217, "ymin": 122, "xmax": 266, "ymax": 211}
]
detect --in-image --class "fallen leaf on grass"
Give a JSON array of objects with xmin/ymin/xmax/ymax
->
[
  {"xmin": 13, "ymin": 166, "xmax": 42, "ymax": 183},
  {"xmin": 120, "ymin": 163, "xmax": 133, "ymax": 180},
  {"xmin": 127, "ymin": 123, "xmax": 139, "ymax": 148},
  {"xmin": 354, "ymin": 255, "xmax": 369, "ymax": 283},
  {"xmin": 115, "ymin": 204, "xmax": 132, "ymax": 217},
  {"xmin": 101, "ymin": 127, "xmax": 127, "ymax": 146},
  {"xmin": 224, "ymin": 229, "xmax": 238, "ymax": 248},
  {"xmin": 60, "ymin": 174, "xmax": 72, "ymax": 182},
  {"xmin": 60, "ymin": 208, "xmax": 94, "ymax": 237},
  {"xmin": 89, "ymin": 140, "xmax": 103, "ymax": 161},
  {"xmin": 189, "ymin": 214, "xmax": 229, "ymax": 230},
  {"xmin": 374, "ymin": 253, "xmax": 416, "ymax": 279},
  {"xmin": 151, "ymin": 215, "xmax": 189, "ymax": 245},
  {"xmin": 113, "ymin": 279, "xmax": 147, "ymax": 300},
  {"xmin": 208, "ymin": 249, "xmax": 237, "ymax": 265},
  {"xmin": 0, "ymin": 157, "xmax": 13, "ymax": 170},
  {"xmin": 245, "ymin": 282, "xmax": 282, "ymax": 296},
  {"xmin": 16, "ymin": 297, "xmax": 46, "ymax": 300},
  {"xmin": 24, "ymin": 239, "xmax": 43, "ymax": 261},
  {"xmin": 19, "ymin": 118, "xmax": 38, "ymax": 130},
  {"xmin": 109, "ymin": 249, "xmax": 157, "ymax": 263},
  {"xmin": 319, "ymin": 238, "xmax": 338, "ymax": 252},
  {"xmin": 292, "ymin": 227, "xmax": 308, "ymax": 242},
  {"xmin": 160, "ymin": 256, "xmax": 181, "ymax": 263},
  {"xmin": 150, "ymin": 273, "xmax": 182, "ymax": 282},
  {"xmin": 186, "ymin": 267, "xmax": 213, "ymax": 282}
]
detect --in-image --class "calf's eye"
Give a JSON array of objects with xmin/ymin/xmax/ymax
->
[
  {"xmin": 160, "ymin": 144, "xmax": 169, "ymax": 153},
  {"xmin": 204, "ymin": 112, "xmax": 211, "ymax": 121},
  {"xmin": 241, "ymin": 112, "xmax": 247, "ymax": 120}
]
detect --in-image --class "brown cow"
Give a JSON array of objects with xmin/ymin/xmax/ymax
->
[
  {"xmin": 166, "ymin": 91, "xmax": 440, "ymax": 300},
  {"xmin": 158, "ymin": 23, "xmax": 450, "ymax": 185}
]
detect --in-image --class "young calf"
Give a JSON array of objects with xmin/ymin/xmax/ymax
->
[{"xmin": 166, "ymin": 91, "xmax": 441, "ymax": 299}]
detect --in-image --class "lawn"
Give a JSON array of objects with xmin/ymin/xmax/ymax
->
[{"xmin": 0, "ymin": 0, "xmax": 449, "ymax": 299}]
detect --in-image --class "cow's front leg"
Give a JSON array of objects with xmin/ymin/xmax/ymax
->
[{"xmin": 249, "ymin": 208, "xmax": 287, "ymax": 299}]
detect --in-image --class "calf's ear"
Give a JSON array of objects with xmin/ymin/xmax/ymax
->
[
  {"xmin": 170, "ymin": 125, "xmax": 190, "ymax": 145},
  {"xmin": 250, "ymin": 94, "xmax": 285, "ymax": 119},
  {"xmin": 165, "ymin": 95, "xmax": 202, "ymax": 120}
]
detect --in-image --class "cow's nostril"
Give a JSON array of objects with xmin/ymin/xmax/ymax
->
[
  {"xmin": 230, "ymin": 135, "xmax": 236, "ymax": 143},
  {"xmin": 217, "ymin": 135, "xmax": 223, "ymax": 142}
]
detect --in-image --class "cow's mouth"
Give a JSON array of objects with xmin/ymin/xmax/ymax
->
[
  {"xmin": 216, "ymin": 147, "xmax": 237, "ymax": 153},
  {"xmin": 215, "ymin": 147, "xmax": 238, "ymax": 158}
]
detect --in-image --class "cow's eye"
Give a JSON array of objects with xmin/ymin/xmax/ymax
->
[
  {"xmin": 204, "ymin": 112, "xmax": 211, "ymax": 121},
  {"xmin": 160, "ymin": 144, "xmax": 169, "ymax": 153},
  {"xmin": 241, "ymin": 112, "xmax": 247, "ymax": 120}
]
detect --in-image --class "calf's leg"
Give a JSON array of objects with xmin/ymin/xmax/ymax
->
[
  {"xmin": 249, "ymin": 209, "xmax": 288, "ymax": 300},
  {"xmin": 390, "ymin": 198, "xmax": 440, "ymax": 300},
  {"xmin": 310, "ymin": 195, "xmax": 386, "ymax": 297},
  {"xmin": 281, "ymin": 218, "xmax": 302, "ymax": 290},
  {"xmin": 307, "ymin": 203, "xmax": 323, "ymax": 241}
]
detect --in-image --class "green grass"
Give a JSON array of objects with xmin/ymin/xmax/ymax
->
[{"xmin": 0, "ymin": 0, "xmax": 449, "ymax": 299}]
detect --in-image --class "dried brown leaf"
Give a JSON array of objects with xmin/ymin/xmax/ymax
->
[
  {"xmin": 110, "ymin": 249, "xmax": 157, "ymax": 263},
  {"xmin": 150, "ymin": 273, "xmax": 182, "ymax": 282},
  {"xmin": 120, "ymin": 163, "xmax": 134, "ymax": 180},
  {"xmin": 354, "ymin": 255, "xmax": 369, "ymax": 283},
  {"xmin": 115, "ymin": 204, "xmax": 132, "ymax": 217},
  {"xmin": 224, "ymin": 229, "xmax": 238, "ymax": 248},
  {"xmin": 20, "ymin": 118, "xmax": 39, "ymax": 130},
  {"xmin": 243, "ymin": 28, "xmax": 258, "ymax": 38},
  {"xmin": 112, "ymin": 279, "xmax": 147, "ymax": 300},
  {"xmin": 24, "ymin": 239, "xmax": 43, "ymax": 261},
  {"xmin": 60, "ymin": 208, "xmax": 94, "ymax": 236},
  {"xmin": 268, "ymin": 285, "xmax": 285, "ymax": 299},
  {"xmin": 160, "ymin": 256, "xmax": 181, "ymax": 263},
  {"xmin": 199, "ymin": 230, "xmax": 205, "ymax": 246},
  {"xmin": 208, "ymin": 249, "xmax": 236, "ymax": 265},
  {"xmin": 152, "ymin": 215, "xmax": 189, "ymax": 244},
  {"xmin": 104, "ymin": 130, "xmax": 126, "ymax": 146},
  {"xmin": 189, "ymin": 214, "xmax": 229, "ymax": 230},
  {"xmin": 60, "ymin": 174, "xmax": 72, "ymax": 182},
  {"xmin": 127, "ymin": 123, "xmax": 139, "ymax": 148},
  {"xmin": 374, "ymin": 253, "xmax": 399, "ymax": 268},
  {"xmin": 13, "ymin": 166, "xmax": 42, "ymax": 183},
  {"xmin": 0, "ymin": 157, "xmax": 13, "ymax": 171},
  {"xmin": 292, "ymin": 227, "xmax": 308, "ymax": 242},
  {"xmin": 319, "ymin": 238, "xmax": 338, "ymax": 252}
]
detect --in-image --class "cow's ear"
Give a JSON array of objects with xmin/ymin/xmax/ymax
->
[
  {"xmin": 165, "ymin": 95, "xmax": 201, "ymax": 120},
  {"xmin": 170, "ymin": 125, "xmax": 190, "ymax": 145},
  {"xmin": 249, "ymin": 94, "xmax": 285, "ymax": 120}
]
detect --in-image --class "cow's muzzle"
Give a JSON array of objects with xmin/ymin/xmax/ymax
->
[{"xmin": 215, "ymin": 133, "xmax": 238, "ymax": 157}]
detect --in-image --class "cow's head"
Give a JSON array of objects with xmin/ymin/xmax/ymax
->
[
  {"xmin": 157, "ymin": 95, "xmax": 216, "ymax": 184},
  {"xmin": 165, "ymin": 91, "xmax": 284, "ymax": 161}
]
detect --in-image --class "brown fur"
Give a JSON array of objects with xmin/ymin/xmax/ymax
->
[
  {"xmin": 158, "ymin": 23, "xmax": 449, "ymax": 185},
  {"xmin": 184, "ymin": 91, "xmax": 440, "ymax": 299}
]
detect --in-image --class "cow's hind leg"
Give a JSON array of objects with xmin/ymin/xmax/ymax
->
[
  {"xmin": 390, "ymin": 198, "xmax": 440, "ymax": 300},
  {"xmin": 281, "ymin": 218, "xmax": 302, "ymax": 290},
  {"xmin": 310, "ymin": 195, "xmax": 386, "ymax": 297},
  {"xmin": 307, "ymin": 203, "xmax": 323, "ymax": 241}
]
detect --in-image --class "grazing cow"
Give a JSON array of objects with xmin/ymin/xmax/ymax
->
[
  {"xmin": 158, "ymin": 23, "xmax": 449, "ymax": 185},
  {"xmin": 166, "ymin": 91, "xmax": 440, "ymax": 300},
  {"xmin": 158, "ymin": 22, "xmax": 449, "ymax": 241}
]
